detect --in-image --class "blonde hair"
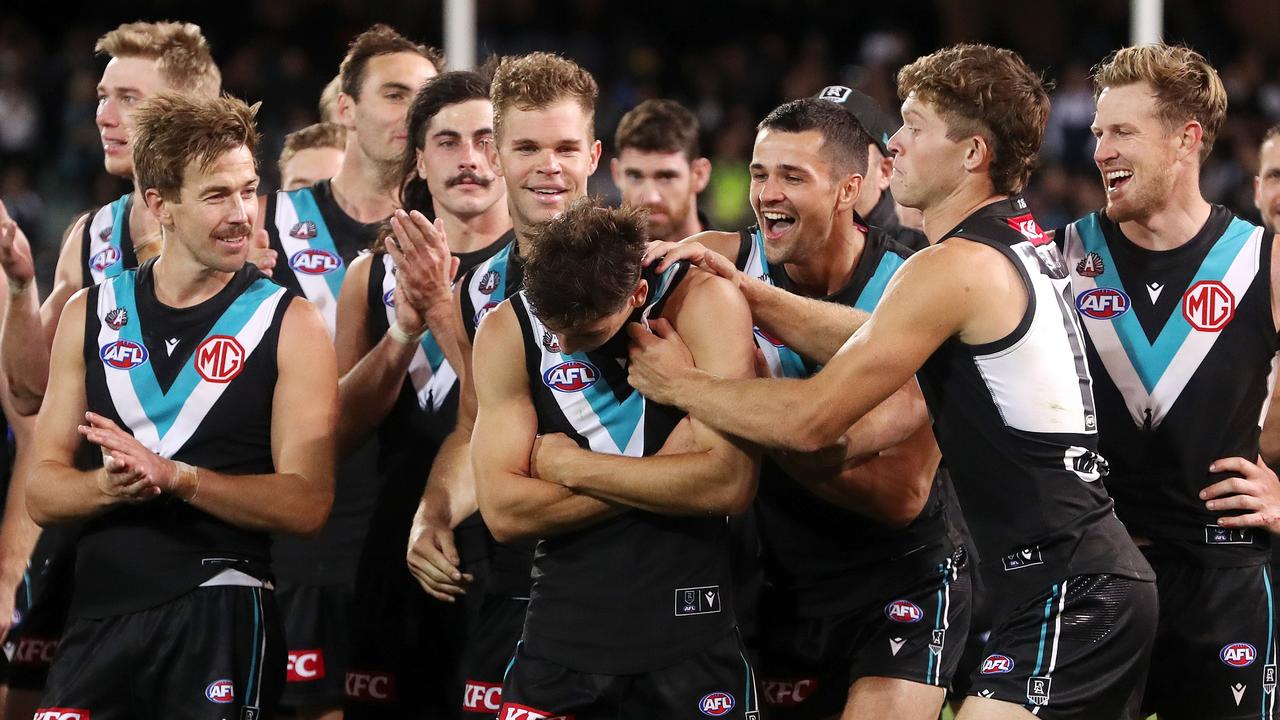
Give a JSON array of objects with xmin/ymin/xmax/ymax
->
[
  {"xmin": 95, "ymin": 21, "xmax": 221, "ymax": 97},
  {"xmin": 490, "ymin": 52, "xmax": 598, "ymax": 139},
  {"xmin": 1092, "ymin": 44, "xmax": 1227, "ymax": 163},
  {"xmin": 133, "ymin": 93, "xmax": 260, "ymax": 201}
]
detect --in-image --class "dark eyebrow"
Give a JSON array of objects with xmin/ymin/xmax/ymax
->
[
  {"xmin": 380, "ymin": 82, "xmax": 414, "ymax": 94},
  {"xmin": 432, "ymin": 130, "xmax": 462, "ymax": 140},
  {"xmin": 777, "ymin": 163, "xmax": 811, "ymax": 176}
]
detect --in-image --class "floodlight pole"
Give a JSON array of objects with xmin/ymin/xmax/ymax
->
[
  {"xmin": 1131, "ymin": 0, "xmax": 1164, "ymax": 45},
  {"xmin": 445, "ymin": 0, "xmax": 477, "ymax": 70}
]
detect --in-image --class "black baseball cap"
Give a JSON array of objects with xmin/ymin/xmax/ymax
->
[{"xmin": 814, "ymin": 85, "xmax": 898, "ymax": 156}]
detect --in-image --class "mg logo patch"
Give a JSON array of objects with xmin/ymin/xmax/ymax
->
[
  {"xmin": 195, "ymin": 335, "xmax": 245, "ymax": 383},
  {"xmin": 1183, "ymin": 280, "xmax": 1235, "ymax": 332}
]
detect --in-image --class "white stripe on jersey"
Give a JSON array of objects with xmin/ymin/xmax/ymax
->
[
  {"xmin": 1062, "ymin": 224, "xmax": 1264, "ymax": 428},
  {"xmin": 972, "ymin": 243, "xmax": 1096, "ymax": 435},
  {"xmin": 96, "ymin": 280, "xmax": 288, "ymax": 458},
  {"xmin": 380, "ymin": 253, "xmax": 458, "ymax": 412},
  {"xmin": 274, "ymin": 191, "xmax": 339, "ymax": 334}
]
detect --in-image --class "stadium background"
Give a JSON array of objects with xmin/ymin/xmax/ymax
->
[
  {"xmin": 1, "ymin": 0, "xmax": 1279, "ymax": 292},
  {"xmin": 0, "ymin": 2, "xmax": 1272, "ymax": 717}
]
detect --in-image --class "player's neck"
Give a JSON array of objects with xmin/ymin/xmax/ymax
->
[
  {"xmin": 1117, "ymin": 182, "xmax": 1212, "ymax": 251},
  {"xmin": 150, "ymin": 247, "xmax": 234, "ymax": 309},
  {"xmin": 329, "ymin": 148, "xmax": 398, "ymax": 224},
  {"xmin": 127, "ymin": 179, "xmax": 163, "ymax": 263},
  {"xmin": 921, "ymin": 180, "xmax": 1004, "ymax": 245},
  {"xmin": 436, "ymin": 201, "xmax": 512, "ymax": 254},
  {"xmin": 785, "ymin": 221, "xmax": 865, "ymax": 298}
]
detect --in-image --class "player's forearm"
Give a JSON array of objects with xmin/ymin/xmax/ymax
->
[
  {"xmin": 842, "ymin": 379, "xmax": 929, "ymax": 460},
  {"xmin": 2, "ymin": 287, "xmax": 51, "ymax": 415},
  {"xmin": 188, "ymin": 466, "xmax": 333, "ymax": 535},
  {"xmin": 780, "ymin": 426, "xmax": 940, "ymax": 528},
  {"xmin": 424, "ymin": 303, "xmax": 467, "ymax": 383},
  {"xmin": 743, "ymin": 277, "xmax": 869, "ymax": 365},
  {"xmin": 477, "ymin": 471, "xmax": 622, "ymax": 543},
  {"xmin": 335, "ymin": 335, "xmax": 418, "ymax": 457},
  {"xmin": 419, "ymin": 429, "xmax": 477, "ymax": 529},
  {"xmin": 540, "ymin": 446, "xmax": 754, "ymax": 516},
  {"xmin": 0, "ymin": 445, "xmax": 43, "ymax": 587},
  {"xmin": 27, "ymin": 461, "xmax": 117, "ymax": 525},
  {"xmin": 668, "ymin": 371, "xmax": 856, "ymax": 453}
]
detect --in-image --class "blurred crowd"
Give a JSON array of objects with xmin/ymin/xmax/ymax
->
[{"xmin": 2, "ymin": 0, "xmax": 1280, "ymax": 289}]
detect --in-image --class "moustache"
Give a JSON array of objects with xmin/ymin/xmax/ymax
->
[
  {"xmin": 213, "ymin": 223, "xmax": 252, "ymax": 240},
  {"xmin": 447, "ymin": 170, "xmax": 493, "ymax": 189}
]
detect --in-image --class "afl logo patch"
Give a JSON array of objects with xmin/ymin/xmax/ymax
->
[
  {"xmin": 104, "ymin": 307, "xmax": 128, "ymax": 330},
  {"xmin": 194, "ymin": 335, "xmax": 245, "ymax": 383},
  {"xmin": 699, "ymin": 692, "xmax": 735, "ymax": 716},
  {"xmin": 205, "ymin": 679, "xmax": 234, "ymax": 703},
  {"xmin": 90, "ymin": 246, "xmax": 121, "ymax": 272},
  {"xmin": 981, "ymin": 654, "xmax": 1015, "ymax": 675},
  {"xmin": 1075, "ymin": 287, "xmax": 1130, "ymax": 320},
  {"xmin": 478, "ymin": 270, "xmax": 500, "ymax": 295},
  {"xmin": 382, "ymin": 288, "xmax": 395, "ymax": 307},
  {"xmin": 1221, "ymin": 643, "xmax": 1257, "ymax": 668},
  {"xmin": 289, "ymin": 221, "xmax": 317, "ymax": 240},
  {"xmin": 475, "ymin": 301, "xmax": 499, "ymax": 326},
  {"xmin": 1183, "ymin": 280, "xmax": 1235, "ymax": 332},
  {"xmin": 543, "ymin": 360, "xmax": 598, "ymax": 392},
  {"xmin": 884, "ymin": 599, "xmax": 924, "ymax": 624},
  {"xmin": 99, "ymin": 339, "xmax": 148, "ymax": 369},
  {"xmin": 289, "ymin": 248, "xmax": 341, "ymax": 275}
]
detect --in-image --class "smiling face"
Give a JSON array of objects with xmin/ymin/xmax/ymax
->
[
  {"xmin": 416, "ymin": 98, "xmax": 505, "ymax": 220},
  {"xmin": 1092, "ymin": 82, "xmax": 1181, "ymax": 223},
  {"xmin": 96, "ymin": 56, "xmax": 169, "ymax": 178},
  {"xmin": 886, "ymin": 94, "xmax": 971, "ymax": 213},
  {"xmin": 151, "ymin": 145, "xmax": 259, "ymax": 273},
  {"xmin": 341, "ymin": 51, "xmax": 437, "ymax": 165},
  {"xmin": 491, "ymin": 99, "xmax": 601, "ymax": 230},
  {"xmin": 750, "ymin": 128, "xmax": 852, "ymax": 266}
]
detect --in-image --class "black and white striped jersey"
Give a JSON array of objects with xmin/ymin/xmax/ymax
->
[
  {"xmin": 918, "ymin": 196, "xmax": 1152, "ymax": 614},
  {"xmin": 507, "ymin": 262, "xmax": 736, "ymax": 674}
]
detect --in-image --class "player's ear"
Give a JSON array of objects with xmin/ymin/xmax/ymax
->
[
  {"xmin": 415, "ymin": 147, "xmax": 429, "ymax": 180},
  {"xmin": 690, "ymin": 157, "xmax": 712, "ymax": 193},
  {"xmin": 587, "ymin": 139, "xmax": 602, "ymax": 175},
  {"xmin": 336, "ymin": 91, "xmax": 357, "ymax": 131},
  {"xmin": 143, "ymin": 188, "xmax": 172, "ymax": 227},
  {"xmin": 836, "ymin": 173, "xmax": 862, "ymax": 212},
  {"xmin": 630, "ymin": 278, "xmax": 648, "ymax": 308},
  {"xmin": 964, "ymin": 134, "xmax": 991, "ymax": 175}
]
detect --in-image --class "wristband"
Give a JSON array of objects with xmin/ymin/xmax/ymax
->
[
  {"xmin": 173, "ymin": 460, "xmax": 200, "ymax": 502},
  {"xmin": 387, "ymin": 320, "xmax": 425, "ymax": 345}
]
